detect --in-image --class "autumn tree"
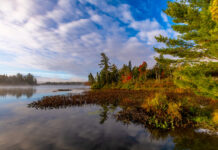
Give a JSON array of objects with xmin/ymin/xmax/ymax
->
[
  {"xmin": 120, "ymin": 64, "xmax": 132, "ymax": 83},
  {"xmin": 138, "ymin": 61, "xmax": 147, "ymax": 82}
]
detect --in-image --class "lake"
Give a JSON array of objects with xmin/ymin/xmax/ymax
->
[{"xmin": 0, "ymin": 85, "xmax": 217, "ymax": 150}]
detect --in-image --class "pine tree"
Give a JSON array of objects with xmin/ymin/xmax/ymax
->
[
  {"xmin": 155, "ymin": 0, "xmax": 217, "ymax": 60},
  {"xmin": 154, "ymin": 54, "xmax": 176, "ymax": 79},
  {"xmin": 110, "ymin": 64, "xmax": 119, "ymax": 83},
  {"xmin": 88, "ymin": 73, "xmax": 95, "ymax": 84},
  {"xmin": 132, "ymin": 66, "xmax": 139, "ymax": 79},
  {"xmin": 154, "ymin": 0, "xmax": 218, "ymax": 99},
  {"xmin": 99, "ymin": 53, "xmax": 111, "ymax": 85},
  {"xmin": 128, "ymin": 60, "xmax": 132, "ymax": 72}
]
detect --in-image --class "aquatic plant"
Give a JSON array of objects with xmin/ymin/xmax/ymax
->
[{"xmin": 28, "ymin": 89, "xmax": 217, "ymax": 130}]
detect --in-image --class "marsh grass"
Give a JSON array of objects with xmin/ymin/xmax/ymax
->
[{"xmin": 28, "ymin": 89, "xmax": 218, "ymax": 130}]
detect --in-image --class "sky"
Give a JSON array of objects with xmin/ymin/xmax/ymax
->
[{"xmin": 0, "ymin": 0, "xmax": 177, "ymax": 82}]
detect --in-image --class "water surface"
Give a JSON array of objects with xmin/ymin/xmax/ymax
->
[{"xmin": 0, "ymin": 85, "xmax": 217, "ymax": 150}]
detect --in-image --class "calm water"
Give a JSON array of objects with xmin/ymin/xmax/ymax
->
[{"xmin": 0, "ymin": 85, "xmax": 217, "ymax": 150}]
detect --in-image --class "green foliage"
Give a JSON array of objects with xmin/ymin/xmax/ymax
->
[
  {"xmin": 132, "ymin": 66, "xmax": 140, "ymax": 79},
  {"xmin": 174, "ymin": 62, "xmax": 218, "ymax": 99},
  {"xmin": 88, "ymin": 73, "xmax": 95, "ymax": 84},
  {"xmin": 90, "ymin": 53, "xmax": 175, "ymax": 89},
  {"xmin": 154, "ymin": 0, "xmax": 218, "ymax": 99},
  {"xmin": 99, "ymin": 53, "xmax": 110, "ymax": 70},
  {"xmin": 128, "ymin": 60, "xmax": 132, "ymax": 72},
  {"xmin": 110, "ymin": 64, "xmax": 119, "ymax": 83},
  {"xmin": 156, "ymin": 0, "xmax": 217, "ymax": 59},
  {"xmin": 91, "ymin": 53, "xmax": 120, "ymax": 88}
]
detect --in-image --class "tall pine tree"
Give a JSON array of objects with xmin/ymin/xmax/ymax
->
[{"xmin": 154, "ymin": 0, "xmax": 218, "ymax": 99}]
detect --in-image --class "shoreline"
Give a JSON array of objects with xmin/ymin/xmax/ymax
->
[{"xmin": 29, "ymin": 89, "xmax": 218, "ymax": 132}]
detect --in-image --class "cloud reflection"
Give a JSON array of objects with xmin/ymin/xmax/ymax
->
[
  {"xmin": 0, "ymin": 103, "xmax": 175, "ymax": 150},
  {"xmin": 0, "ymin": 101, "xmax": 217, "ymax": 150}
]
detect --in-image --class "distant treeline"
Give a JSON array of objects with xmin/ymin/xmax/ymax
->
[
  {"xmin": 40, "ymin": 82, "xmax": 86, "ymax": 85},
  {"xmin": 0, "ymin": 73, "xmax": 37, "ymax": 85}
]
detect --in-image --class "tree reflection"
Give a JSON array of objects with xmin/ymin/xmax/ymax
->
[
  {"xmin": 0, "ymin": 88, "xmax": 36, "ymax": 98},
  {"xmin": 99, "ymin": 105, "xmax": 109, "ymax": 124},
  {"xmin": 28, "ymin": 90, "xmax": 218, "ymax": 150}
]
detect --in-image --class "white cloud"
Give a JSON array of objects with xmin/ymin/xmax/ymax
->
[
  {"xmin": 0, "ymin": 0, "xmax": 176, "ymax": 81},
  {"xmin": 161, "ymin": 12, "xmax": 168, "ymax": 23},
  {"xmin": 129, "ymin": 19, "xmax": 168, "ymax": 45},
  {"xmin": 130, "ymin": 19, "xmax": 160, "ymax": 31}
]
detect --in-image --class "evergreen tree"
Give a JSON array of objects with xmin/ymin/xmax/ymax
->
[
  {"xmin": 99, "ymin": 53, "xmax": 110, "ymax": 70},
  {"xmin": 132, "ymin": 66, "xmax": 140, "ymax": 79},
  {"xmin": 110, "ymin": 64, "xmax": 119, "ymax": 83},
  {"xmin": 155, "ymin": 0, "xmax": 217, "ymax": 60},
  {"xmin": 92, "ymin": 72, "xmax": 102, "ymax": 89},
  {"xmin": 0, "ymin": 73, "xmax": 37, "ymax": 85},
  {"xmin": 128, "ymin": 60, "xmax": 132, "ymax": 72},
  {"xmin": 25, "ymin": 73, "xmax": 36, "ymax": 85},
  {"xmin": 88, "ymin": 73, "xmax": 95, "ymax": 84},
  {"xmin": 96, "ymin": 72, "xmax": 101, "ymax": 85},
  {"xmin": 154, "ymin": 54, "xmax": 176, "ymax": 79},
  {"xmin": 99, "ymin": 53, "xmax": 111, "ymax": 85},
  {"xmin": 154, "ymin": 0, "xmax": 218, "ymax": 99},
  {"xmin": 120, "ymin": 64, "xmax": 130, "ymax": 75}
]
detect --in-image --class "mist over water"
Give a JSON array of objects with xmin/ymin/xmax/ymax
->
[
  {"xmin": 0, "ymin": 85, "xmax": 89, "ymax": 98},
  {"xmin": 0, "ymin": 85, "xmax": 217, "ymax": 150}
]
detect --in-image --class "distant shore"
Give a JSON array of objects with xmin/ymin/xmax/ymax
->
[
  {"xmin": 0, "ymin": 82, "xmax": 88, "ymax": 86},
  {"xmin": 38, "ymin": 82, "xmax": 88, "ymax": 85}
]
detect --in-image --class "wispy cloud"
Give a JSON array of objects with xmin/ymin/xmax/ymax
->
[{"xmin": 0, "ymin": 0, "xmax": 174, "ymax": 81}]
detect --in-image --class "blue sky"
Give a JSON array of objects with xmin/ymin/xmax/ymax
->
[{"xmin": 0, "ymin": 0, "xmax": 176, "ymax": 82}]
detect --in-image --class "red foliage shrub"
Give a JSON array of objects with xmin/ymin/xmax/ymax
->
[
  {"xmin": 122, "ymin": 74, "xmax": 132, "ymax": 83},
  {"xmin": 138, "ymin": 61, "xmax": 147, "ymax": 73}
]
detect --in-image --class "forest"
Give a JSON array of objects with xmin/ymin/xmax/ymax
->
[
  {"xmin": 0, "ymin": 73, "xmax": 37, "ymax": 85},
  {"xmin": 88, "ymin": 0, "xmax": 218, "ymax": 100}
]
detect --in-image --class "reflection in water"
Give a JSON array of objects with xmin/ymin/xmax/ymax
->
[
  {"xmin": 28, "ymin": 90, "xmax": 217, "ymax": 129},
  {"xmin": 145, "ymin": 128, "xmax": 218, "ymax": 150},
  {"xmin": 1, "ymin": 103, "xmax": 218, "ymax": 150},
  {"xmin": 99, "ymin": 105, "xmax": 110, "ymax": 124},
  {"xmin": 0, "ymin": 104, "xmax": 172, "ymax": 150},
  {"xmin": 0, "ymin": 88, "xmax": 36, "ymax": 98},
  {"xmin": 0, "ymin": 87, "xmax": 217, "ymax": 150},
  {"xmin": 27, "ymin": 90, "xmax": 218, "ymax": 150}
]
